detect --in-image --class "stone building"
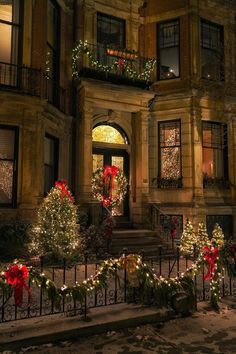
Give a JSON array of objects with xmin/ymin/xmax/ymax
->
[{"xmin": 0, "ymin": 0, "xmax": 235, "ymax": 245}]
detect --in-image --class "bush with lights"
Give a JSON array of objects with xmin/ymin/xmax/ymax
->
[{"xmin": 180, "ymin": 219, "xmax": 198, "ymax": 255}]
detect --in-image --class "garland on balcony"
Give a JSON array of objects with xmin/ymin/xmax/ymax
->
[{"xmin": 72, "ymin": 40, "xmax": 156, "ymax": 83}]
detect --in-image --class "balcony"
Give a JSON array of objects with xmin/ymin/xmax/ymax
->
[
  {"xmin": 154, "ymin": 177, "xmax": 183, "ymax": 189},
  {"xmin": 0, "ymin": 62, "xmax": 66, "ymax": 113},
  {"xmin": 72, "ymin": 41, "xmax": 156, "ymax": 89},
  {"xmin": 203, "ymin": 175, "xmax": 230, "ymax": 189}
]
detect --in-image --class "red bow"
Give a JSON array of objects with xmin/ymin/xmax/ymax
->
[
  {"xmin": 117, "ymin": 58, "xmax": 125, "ymax": 67},
  {"xmin": 5, "ymin": 265, "xmax": 32, "ymax": 307},
  {"xmin": 203, "ymin": 246, "xmax": 219, "ymax": 281},
  {"xmin": 55, "ymin": 180, "xmax": 74, "ymax": 202},
  {"xmin": 102, "ymin": 166, "xmax": 118, "ymax": 206}
]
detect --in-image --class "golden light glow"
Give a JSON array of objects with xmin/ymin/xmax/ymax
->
[{"xmin": 92, "ymin": 125, "xmax": 126, "ymax": 144}]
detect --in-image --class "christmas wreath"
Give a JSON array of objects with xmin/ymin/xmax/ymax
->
[{"xmin": 92, "ymin": 166, "xmax": 128, "ymax": 207}]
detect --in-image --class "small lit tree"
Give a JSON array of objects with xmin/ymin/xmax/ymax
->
[
  {"xmin": 197, "ymin": 222, "xmax": 210, "ymax": 251},
  {"xmin": 180, "ymin": 219, "xmax": 197, "ymax": 255},
  {"xmin": 211, "ymin": 223, "xmax": 225, "ymax": 248},
  {"xmin": 31, "ymin": 180, "xmax": 80, "ymax": 260}
]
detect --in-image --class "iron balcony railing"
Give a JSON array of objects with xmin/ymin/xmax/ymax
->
[
  {"xmin": 203, "ymin": 175, "xmax": 231, "ymax": 189},
  {"xmin": 0, "ymin": 62, "xmax": 66, "ymax": 113},
  {"xmin": 72, "ymin": 41, "xmax": 156, "ymax": 89}
]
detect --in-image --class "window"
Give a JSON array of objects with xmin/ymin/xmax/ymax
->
[
  {"xmin": 97, "ymin": 13, "xmax": 125, "ymax": 66},
  {"xmin": 158, "ymin": 20, "xmax": 179, "ymax": 80},
  {"xmin": 160, "ymin": 215, "xmax": 183, "ymax": 241},
  {"xmin": 44, "ymin": 135, "xmax": 59, "ymax": 195},
  {"xmin": 206, "ymin": 215, "xmax": 233, "ymax": 240},
  {"xmin": 0, "ymin": 0, "xmax": 22, "ymax": 86},
  {"xmin": 201, "ymin": 20, "xmax": 224, "ymax": 80},
  {"xmin": 92, "ymin": 125, "xmax": 127, "ymax": 144},
  {"xmin": 97, "ymin": 13, "xmax": 125, "ymax": 48},
  {"xmin": 202, "ymin": 122, "xmax": 228, "ymax": 186},
  {"xmin": 158, "ymin": 120, "xmax": 182, "ymax": 188},
  {"xmin": 0, "ymin": 125, "xmax": 18, "ymax": 207},
  {"xmin": 46, "ymin": 0, "xmax": 60, "ymax": 103}
]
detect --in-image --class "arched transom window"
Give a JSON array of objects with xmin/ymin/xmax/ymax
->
[{"xmin": 92, "ymin": 125, "xmax": 127, "ymax": 144}]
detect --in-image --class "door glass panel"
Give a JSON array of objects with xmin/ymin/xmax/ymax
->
[
  {"xmin": 112, "ymin": 156, "xmax": 124, "ymax": 216},
  {"xmin": 93, "ymin": 154, "xmax": 104, "ymax": 172}
]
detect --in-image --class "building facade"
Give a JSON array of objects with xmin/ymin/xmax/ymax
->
[{"xmin": 0, "ymin": 0, "xmax": 235, "ymax": 240}]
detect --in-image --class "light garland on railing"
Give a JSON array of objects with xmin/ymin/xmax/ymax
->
[{"xmin": 72, "ymin": 40, "xmax": 156, "ymax": 83}]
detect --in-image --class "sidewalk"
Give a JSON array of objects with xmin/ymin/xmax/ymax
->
[{"xmin": 0, "ymin": 303, "xmax": 175, "ymax": 351}]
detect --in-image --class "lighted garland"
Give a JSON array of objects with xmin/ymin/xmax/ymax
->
[
  {"xmin": 92, "ymin": 166, "xmax": 128, "ymax": 207},
  {"xmin": 72, "ymin": 40, "xmax": 156, "ymax": 83}
]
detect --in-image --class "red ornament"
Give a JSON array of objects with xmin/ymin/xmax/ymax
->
[
  {"xmin": 55, "ymin": 180, "xmax": 74, "ymax": 202},
  {"xmin": 102, "ymin": 166, "xmax": 119, "ymax": 206},
  {"xmin": 5, "ymin": 264, "xmax": 32, "ymax": 307},
  {"xmin": 203, "ymin": 246, "xmax": 219, "ymax": 280}
]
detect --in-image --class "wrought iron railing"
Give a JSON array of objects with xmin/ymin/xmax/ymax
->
[
  {"xmin": 203, "ymin": 176, "xmax": 230, "ymax": 189},
  {"xmin": 154, "ymin": 177, "xmax": 183, "ymax": 189},
  {"xmin": 0, "ymin": 248, "xmax": 236, "ymax": 323},
  {"xmin": 0, "ymin": 62, "xmax": 66, "ymax": 113},
  {"xmin": 72, "ymin": 41, "xmax": 156, "ymax": 89}
]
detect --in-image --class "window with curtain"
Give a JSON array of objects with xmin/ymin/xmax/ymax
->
[
  {"xmin": 158, "ymin": 120, "xmax": 182, "ymax": 188},
  {"xmin": 201, "ymin": 20, "xmax": 224, "ymax": 80},
  {"xmin": 158, "ymin": 19, "xmax": 179, "ymax": 80},
  {"xmin": 0, "ymin": 0, "xmax": 22, "ymax": 86},
  {"xmin": 44, "ymin": 135, "xmax": 59, "ymax": 195},
  {"xmin": 202, "ymin": 122, "xmax": 228, "ymax": 183},
  {"xmin": 46, "ymin": 0, "xmax": 60, "ymax": 103},
  {"xmin": 0, "ymin": 125, "xmax": 18, "ymax": 207}
]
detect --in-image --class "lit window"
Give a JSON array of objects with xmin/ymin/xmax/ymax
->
[
  {"xmin": 44, "ymin": 135, "xmax": 59, "ymax": 195},
  {"xmin": 0, "ymin": 125, "xmax": 18, "ymax": 207},
  {"xmin": 202, "ymin": 122, "xmax": 228, "ymax": 182},
  {"xmin": 201, "ymin": 20, "xmax": 224, "ymax": 80},
  {"xmin": 92, "ymin": 125, "xmax": 126, "ymax": 144},
  {"xmin": 158, "ymin": 120, "xmax": 182, "ymax": 188},
  {"xmin": 158, "ymin": 20, "xmax": 179, "ymax": 80}
]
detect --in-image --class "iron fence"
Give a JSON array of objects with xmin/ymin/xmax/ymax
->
[
  {"xmin": 1, "ymin": 248, "xmax": 236, "ymax": 323},
  {"xmin": 0, "ymin": 62, "xmax": 66, "ymax": 113}
]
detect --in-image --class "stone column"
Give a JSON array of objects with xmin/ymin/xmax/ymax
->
[
  {"xmin": 76, "ymin": 103, "xmax": 93, "ymax": 204},
  {"xmin": 191, "ymin": 94, "xmax": 205, "ymax": 227},
  {"xmin": 132, "ymin": 110, "xmax": 150, "ymax": 227}
]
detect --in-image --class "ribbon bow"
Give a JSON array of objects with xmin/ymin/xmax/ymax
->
[
  {"xmin": 5, "ymin": 265, "xmax": 32, "ymax": 307},
  {"xmin": 203, "ymin": 246, "xmax": 219, "ymax": 281},
  {"xmin": 102, "ymin": 166, "xmax": 118, "ymax": 206},
  {"xmin": 55, "ymin": 180, "xmax": 74, "ymax": 202}
]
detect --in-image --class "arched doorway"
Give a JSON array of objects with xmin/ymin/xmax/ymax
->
[{"xmin": 92, "ymin": 123, "xmax": 129, "ymax": 217}]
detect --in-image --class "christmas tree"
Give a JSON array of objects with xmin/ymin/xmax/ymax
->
[
  {"xmin": 211, "ymin": 223, "xmax": 225, "ymax": 248},
  {"xmin": 197, "ymin": 222, "xmax": 210, "ymax": 251},
  {"xmin": 180, "ymin": 219, "xmax": 197, "ymax": 255},
  {"xmin": 31, "ymin": 180, "xmax": 80, "ymax": 260}
]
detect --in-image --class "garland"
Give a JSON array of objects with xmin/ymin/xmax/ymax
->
[
  {"xmin": 72, "ymin": 40, "xmax": 156, "ymax": 83},
  {"xmin": 92, "ymin": 166, "xmax": 128, "ymax": 207}
]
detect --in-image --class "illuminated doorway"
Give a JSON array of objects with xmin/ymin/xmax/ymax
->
[{"xmin": 92, "ymin": 124, "xmax": 129, "ymax": 217}]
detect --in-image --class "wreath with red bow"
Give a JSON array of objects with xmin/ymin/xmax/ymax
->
[{"xmin": 92, "ymin": 166, "xmax": 128, "ymax": 207}]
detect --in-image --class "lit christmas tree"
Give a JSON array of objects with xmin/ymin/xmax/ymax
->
[
  {"xmin": 31, "ymin": 180, "xmax": 80, "ymax": 259},
  {"xmin": 180, "ymin": 219, "xmax": 197, "ymax": 255},
  {"xmin": 197, "ymin": 222, "xmax": 210, "ymax": 251},
  {"xmin": 211, "ymin": 223, "xmax": 225, "ymax": 248}
]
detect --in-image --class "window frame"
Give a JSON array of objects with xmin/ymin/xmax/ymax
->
[
  {"xmin": 200, "ymin": 19, "xmax": 224, "ymax": 81},
  {"xmin": 157, "ymin": 18, "xmax": 180, "ymax": 81},
  {"xmin": 0, "ymin": 0, "xmax": 24, "ymax": 66},
  {"xmin": 97, "ymin": 12, "xmax": 126, "ymax": 48},
  {"xmin": 0, "ymin": 124, "xmax": 19, "ymax": 208},
  {"xmin": 44, "ymin": 133, "xmax": 59, "ymax": 196},
  {"xmin": 202, "ymin": 121, "xmax": 228, "ymax": 184},
  {"xmin": 157, "ymin": 119, "xmax": 182, "ymax": 188}
]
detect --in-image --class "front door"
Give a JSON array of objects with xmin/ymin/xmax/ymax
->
[{"xmin": 93, "ymin": 147, "xmax": 129, "ymax": 217}]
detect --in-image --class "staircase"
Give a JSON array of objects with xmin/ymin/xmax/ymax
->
[{"xmin": 110, "ymin": 229, "xmax": 162, "ymax": 257}]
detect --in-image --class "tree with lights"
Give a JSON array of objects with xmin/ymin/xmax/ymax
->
[
  {"xmin": 180, "ymin": 219, "xmax": 197, "ymax": 255},
  {"xmin": 211, "ymin": 223, "xmax": 225, "ymax": 248},
  {"xmin": 196, "ymin": 222, "xmax": 210, "ymax": 251},
  {"xmin": 31, "ymin": 180, "xmax": 80, "ymax": 260}
]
